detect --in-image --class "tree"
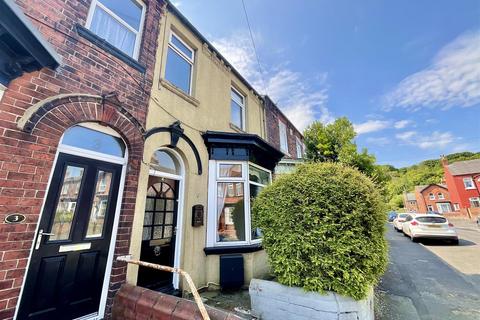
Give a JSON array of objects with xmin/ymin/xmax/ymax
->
[{"xmin": 303, "ymin": 117, "xmax": 384, "ymax": 183}]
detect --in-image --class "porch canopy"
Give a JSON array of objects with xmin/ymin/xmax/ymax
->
[
  {"xmin": 0, "ymin": 0, "xmax": 61, "ymax": 86},
  {"xmin": 202, "ymin": 131, "xmax": 284, "ymax": 171}
]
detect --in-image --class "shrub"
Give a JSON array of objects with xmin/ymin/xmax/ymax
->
[{"xmin": 252, "ymin": 162, "xmax": 388, "ymax": 300}]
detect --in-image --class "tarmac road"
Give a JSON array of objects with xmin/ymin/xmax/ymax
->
[{"xmin": 375, "ymin": 225, "xmax": 480, "ymax": 320}]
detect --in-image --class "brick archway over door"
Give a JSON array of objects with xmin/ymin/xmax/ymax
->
[{"xmin": 4, "ymin": 94, "xmax": 145, "ymax": 317}]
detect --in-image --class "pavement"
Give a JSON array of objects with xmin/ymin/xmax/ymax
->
[{"xmin": 376, "ymin": 223, "xmax": 480, "ymax": 320}]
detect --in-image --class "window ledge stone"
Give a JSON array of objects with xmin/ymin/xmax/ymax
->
[
  {"xmin": 229, "ymin": 123, "xmax": 246, "ymax": 133},
  {"xmin": 75, "ymin": 24, "xmax": 146, "ymax": 73},
  {"xmin": 160, "ymin": 79, "xmax": 200, "ymax": 107},
  {"xmin": 203, "ymin": 243, "xmax": 263, "ymax": 255}
]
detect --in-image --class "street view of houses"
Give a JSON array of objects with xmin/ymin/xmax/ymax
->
[{"xmin": 0, "ymin": 0, "xmax": 478, "ymax": 319}]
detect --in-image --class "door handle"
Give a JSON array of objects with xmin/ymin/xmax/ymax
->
[{"xmin": 35, "ymin": 229, "xmax": 55, "ymax": 250}]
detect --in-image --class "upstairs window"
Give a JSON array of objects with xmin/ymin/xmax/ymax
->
[
  {"xmin": 86, "ymin": 0, "xmax": 146, "ymax": 59},
  {"xmin": 295, "ymin": 137, "xmax": 303, "ymax": 159},
  {"xmin": 429, "ymin": 193, "xmax": 435, "ymax": 200},
  {"xmin": 165, "ymin": 31, "xmax": 194, "ymax": 95},
  {"xmin": 230, "ymin": 88, "xmax": 245, "ymax": 130},
  {"xmin": 279, "ymin": 121, "xmax": 288, "ymax": 153},
  {"xmin": 463, "ymin": 177, "xmax": 475, "ymax": 189},
  {"xmin": 437, "ymin": 192, "xmax": 445, "ymax": 200}
]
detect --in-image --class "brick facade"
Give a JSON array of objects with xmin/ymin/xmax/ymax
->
[
  {"xmin": 414, "ymin": 184, "xmax": 451, "ymax": 213},
  {"xmin": 0, "ymin": 0, "xmax": 163, "ymax": 318},
  {"xmin": 263, "ymin": 95, "xmax": 304, "ymax": 159}
]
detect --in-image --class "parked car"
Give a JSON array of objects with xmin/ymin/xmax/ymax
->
[
  {"xmin": 393, "ymin": 213, "xmax": 410, "ymax": 231},
  {"xmin": 387, "ymin": 211, "xmax": 397, "ymax": 222},
  {"xmin": 402, "ymin": 214, "xmax": 458, "ymax": 244}
]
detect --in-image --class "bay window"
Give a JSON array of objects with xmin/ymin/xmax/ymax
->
[
  {"xmin": 207, "ymin": 161, "xmax": 271, "ymax": 246},
  {"xmin": 86, "ymin": 0, "xmax": 146, "ymax": 59}
]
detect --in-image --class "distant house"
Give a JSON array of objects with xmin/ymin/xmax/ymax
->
[
  {"xmin": 403, "ymin": 192, "xmax": 418, "ymax": 212},
  {"xmin": 414, "ymin": 184, "xmax": 452, "ymax": 213},
  {"xmin": 442, "ymin": 158, "xmax": 480, "ymax": 215}
]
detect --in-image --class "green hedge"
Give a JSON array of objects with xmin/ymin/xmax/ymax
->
[{"xmin": 252, "ymin": 162, "xmax": 388, "ymax": 300}]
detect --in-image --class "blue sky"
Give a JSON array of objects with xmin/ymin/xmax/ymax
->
[{"xmin": 171, "ymin": 0, "xmax": 480, "ymax": 168}]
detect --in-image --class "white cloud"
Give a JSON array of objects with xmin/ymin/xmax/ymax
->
[
  {"xmin": 354, "ymin": 120, "xmax": 390, "ymax": 135},
  {"xmin": 366, "ymin": 137, "xmax": 390, "ymax": 146},
  {"xmin": 393, "ymin": 120, "xmax": 412, "ymax": 129},
  {"xmin": 396, "ymin": 131, "xmax": 416, "ymax": 140},
  {"xmin": 396, "ymin": 131, "xmax": 454, "ymax": 149},
  {"xmin": 383, "ymin": 29, "xmax": 480, "ymax": 111},
  {"xmin": 212, "ymin": 33, "xmax": 332, "ymax": 131}
]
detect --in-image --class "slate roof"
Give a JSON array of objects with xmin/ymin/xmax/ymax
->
[
  {"xmin": 414, "ymin": 184, "xmax": 448, "ymax": 193},
  {"xmin": 447, "ymin": 159, "xmax": 480, "ymax": 176}
]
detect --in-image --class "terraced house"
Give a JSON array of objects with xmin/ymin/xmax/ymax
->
[{"xmin": 0, "ymin": 0, "xmax": 303, "ymax": 319}]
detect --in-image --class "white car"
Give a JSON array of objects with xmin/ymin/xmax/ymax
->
[
  {"xmin": 402, "ymin": 214, "xmax": 458, "ymax": 244},
  {"xmin": 393, "ymin": 213, "xmax": 411, "ymax": 231}
]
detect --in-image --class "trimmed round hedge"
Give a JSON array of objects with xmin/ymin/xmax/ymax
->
[{"xmin": 252, "ymin": 162, "xmax": 388, "ymax": 300}]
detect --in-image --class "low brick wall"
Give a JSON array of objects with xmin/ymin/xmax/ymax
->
[{"xmin": 112, "ymin": 284, "xmax": 243, "ymax": 320}]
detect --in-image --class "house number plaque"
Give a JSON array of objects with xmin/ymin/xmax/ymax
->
[
  {"xmin": 192, "ymin": 205, "xmax": 204, "ymax": 227},
  {"xmin": 5, "ymin": 213, "xmax": 26, "ymax": 224}
]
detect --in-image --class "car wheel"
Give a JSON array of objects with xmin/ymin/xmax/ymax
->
[
  {"xmin": 403, "ymin": 231, "xmax": 408, "ymax": 237},
  {"xmin": 411, "ymin": 235, "xmax": 418, "ymax": 243}
]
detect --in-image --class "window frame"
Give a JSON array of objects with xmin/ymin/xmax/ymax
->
[
  {"xmin": 463, "ymin": 177, "xmax": 475, "ymax": 190},
  {"xmin": 428, "ymin": 193, "xmax": 435, "ymax": 200},
  {"xmin": 207, "ymin": 160, "xmax": 272, "ymax": 247},
  {"xmin": 165, "ymin": 30, "xmax": 195, "ymax": 95},
  {"xmin": 427, "ymin": 205, "xmax": 434, "ymax": 211},
  {"xmin": 295, "ymin": 136, "xmax": 303, "ymax": 159},
  {"xmin": 230, "ymin": 86, "xmax": 246, "ymax": 130},
  {"xmin": 470, "ymin": 197, "xmax": 480, "ymax": 208},
  {"xmin": 279, "ymin": 120, "xmax": 288, "ymax": 153},
  {"xmin": 437, "ymin": 192, "xmax": 444, "ymax": 200},
  {"xmin": 85, "ymin": 0, "xmax": 146, "ymax": 60},
  {"xmin": 453, "ymin": 203, "xmax": 460, "ymax": 211}
]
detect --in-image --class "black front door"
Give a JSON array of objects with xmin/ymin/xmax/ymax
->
[
  {"xmin": 138, "ymin": 177, "xmax": 178, "ymax": 291},
  {"xmin": 18, "ymin": 153, "xmax": 122, "ymax": 320}
]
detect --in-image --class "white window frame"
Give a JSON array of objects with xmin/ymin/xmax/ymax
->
[
  {"xmin": 295, "ymin": 136, "xmax": 303, "ymax": 159},
  {"xmin": 436, "ymin": 202, "xmax": 451, "ymax": 213},
  {"xmin": 166, "ymin": 31, "xmax": 195, "ymax": 95},
  {"xmin": 206, "ymin": 160, "xmax": 272, "ymax": 247},
  {"xmin": 85, "ymin": 0, "xmax": 146, "ymax": 60},
  {"xmin": 437, "ymin": 192, "xmax": 444, "ymax": 200},
  {"xmin": 427, "ymin": 205, "xmax": 434, "ymax": 211},
  {"xmin": 453, "ymin": 203, "xmax": 460, "ymax": 211},
  {"xmin": 429, "ymin": 193, "xmax": 435, "ymax": 200},
  {"xmin": 279, "ymin": 120, "xmax": 288, "ymax": 153},
  {"xmin": 230, "ymin": 86, "xmax": 246, "ymax": 130},
  {"xmin": 463, "ymin": 177, "xmax": 475, "ymax": 190},
  {"xmin": 470, "ymin": 197, "xmax": 480, "ymax": 208}
]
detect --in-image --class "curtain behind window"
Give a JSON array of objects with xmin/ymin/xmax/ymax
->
[{"xmin": 90, "ymin": 7, "xmax": 136, "ymax": 57}]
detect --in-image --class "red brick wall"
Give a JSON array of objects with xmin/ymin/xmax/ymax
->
[
  {"xmin": 264, "ymin": 96, "xmax": 303, "ymax": 159},
  {"xmin": 442, "ymin": 161, "xmax": 480, "ymax": 210},
  {"xmin": 112, "ymin": 284, "xmax": 242, "ymax": 320},
  {"xmin": 0, "ymin": 1, "xmax": 163, "ymax": 318},
  {"xmin": 417, "ymin": 185, "xmax": 451, "ymax": 212}
]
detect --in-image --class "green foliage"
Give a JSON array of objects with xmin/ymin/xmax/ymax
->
[
  {"xmin": 303, "ymin": 118, "xmax": 388, "ymax": 187},
  {"xmin": 385, "ymin": 152, "xmax": 480, "ymax": 210},
  {"xmin": 253, "ymin": 162, "xmax": 388, "ymax": 300}
]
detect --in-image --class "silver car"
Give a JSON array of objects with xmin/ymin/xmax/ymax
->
[{"xmin": 393, "ymin": 213, "xmax": 410, "ymax": 232}]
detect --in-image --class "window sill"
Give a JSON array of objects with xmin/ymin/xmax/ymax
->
[
  {"xmin": 75, "ymin": 24, "xmax": 146, "ymax": 73},
  {"xmin": 160, "ymin": 79, "xmax": 200, "ymax": 107},
  {"xmin": 229, "ymin": 123, "xmax": 246, "ymax": 133},
  {"xmin": 204, "ymin": 243, "xmax": 263, "ymax": 255}
]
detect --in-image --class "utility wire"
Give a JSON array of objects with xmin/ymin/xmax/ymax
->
[{"xmin": 241, "ymin": 0, "xmax": 268, "ymax": 94}]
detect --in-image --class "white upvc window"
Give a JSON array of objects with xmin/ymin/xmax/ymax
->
[
  {"xmin": 429, "ymin": 193, "xmax": 435, "ymax": 200},
  {"xmin": 436, "ymin": 202, "xmax": 451, "ymax": 213},
  {"xmin": 207, "ymin": 161, "xmax": 271, "ymax": 247},
  {"xmin": 427, "ymin": 205, "xmax": 434, "ymax": 211},
  {"xmin": 470, "ymin": 197, "xmax": 480, "ymax": 208},
  {"xmin": 295, "ymin": 136, "xmax": 303, "ymax": 159},
  {"xmin": 230, "ymin": 87, "xmax": 246, "ymax": 130},
  {"xmin": 279, "ymin": 121, "xmax": 288, "ymax": 153},
  {"xmin": 165, "ymin": 31, "xmax": 195, "ymax": 95},
  {"xmin": 86, "ymin": 0, "xmax": 146, "ymax": 59},
  {"xmin": 463, "ymin": 177, "xmax": 475, "ymax": 190},
  {"xmin": 453, "ymin": 203, "xmax": 460, "ymax": 211},
  {"xmin": 437, "ymin": 192, "xmax": 445, "ymax": 200}
]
